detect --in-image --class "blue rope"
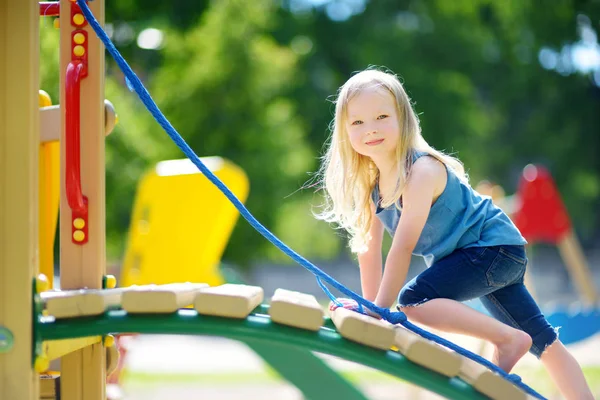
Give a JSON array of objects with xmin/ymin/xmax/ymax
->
[{"xmin": 77, "ymin": 2, "xmax": 545, "ymax": 398}]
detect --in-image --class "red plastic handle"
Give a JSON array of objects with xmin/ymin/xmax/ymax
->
[
  {"xmin": 65, "ymin": 61, "xmax": 87, "ymax": 214},
  {"xmin": 39, "ymin": 2, "xmax": 60, "ymax": 16}
]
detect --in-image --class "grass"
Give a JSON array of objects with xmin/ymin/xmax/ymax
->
[
  {"xmin": 511, "ymin": 365, "xmax": 600, "ymax": 398},
  {"xmin": 122, "ymin": 364, "xmax": 600, "ymax": 398}
]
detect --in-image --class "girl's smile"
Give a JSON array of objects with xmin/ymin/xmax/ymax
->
[{"xmin": 366, "ymin": 138, "xmax": 385, "ymax": 146}]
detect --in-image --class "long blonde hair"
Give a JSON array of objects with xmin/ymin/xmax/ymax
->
[{"xmin": 315, "ymin": 68, "xmax": 467, "ymax": 253}]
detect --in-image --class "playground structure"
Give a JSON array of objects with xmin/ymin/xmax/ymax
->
[
  {"xmin": 477, "ymin": 165, "xmax": 600, "ymax": 345},
  {"xmin": 1, "ymin": 1, "xmax": 585, "ymax": 400}
]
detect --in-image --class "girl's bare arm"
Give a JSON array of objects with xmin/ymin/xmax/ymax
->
[
  {"xmin": 357, "ymin": 201, "xmax": 385, "ymax": 302},
  {"xmin": 374, "ymin": 157, "xmax": 442, "ymax": 309}
]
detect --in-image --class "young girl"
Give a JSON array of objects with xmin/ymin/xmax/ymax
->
[{"xmin": 317, "ymin": 68, "xmax": 593, "ymax": 400}]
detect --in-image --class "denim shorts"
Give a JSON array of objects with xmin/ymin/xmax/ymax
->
[{"xmin": 398, "ymin": 245, "xmax": 557, "ymax": 358}]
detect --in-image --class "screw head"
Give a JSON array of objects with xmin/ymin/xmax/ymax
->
[
  {"xmin": 34, "ymin": 355, "xmax": 50, "ymax": 373},
  {"xmin": 73, "ymin": 13, "xmax": 85, "ymax": 26},
  {"xmin": 0, "ymin": 327, "xmax": 14, "ymax": 353},
  {"xmin": 73, "ymin": 230, "xmax": 86, "ymax": 242},
  {"xmin": 36, "ymin": 274, "xmax": 50, "ymax": 294},
  {"xmin": 104, "ymin": 275, "xmax": 117, "ymax": 289},
  {"xmin": 104, "ymin": 334, "xmax": 115, "ymax": 347}
]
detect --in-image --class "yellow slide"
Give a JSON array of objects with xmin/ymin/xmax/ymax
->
[{"xmin": 120, "ymin": 157, "xmax": 249, "ymax": 287}]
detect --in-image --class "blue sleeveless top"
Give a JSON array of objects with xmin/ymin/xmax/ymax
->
[{"xmin": 372, "ymin": 151, "xmax": 527, "ymax": 267}]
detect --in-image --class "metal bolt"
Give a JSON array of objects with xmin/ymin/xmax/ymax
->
[{"xmin": 0, "ymin": 327, "xmax": 14, "ymax": 353}]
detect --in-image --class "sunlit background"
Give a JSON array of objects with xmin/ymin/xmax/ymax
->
[{"xmin": 37, "ymin": 1, "xmax": 600, "ymax": 399}]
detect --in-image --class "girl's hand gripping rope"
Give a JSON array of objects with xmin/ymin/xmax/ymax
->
[{"xmin": 329, "ymin": 298, "xmax": 382, "ymax": 319}]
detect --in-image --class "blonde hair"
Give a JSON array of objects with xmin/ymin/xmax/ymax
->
[{"xmin": 315, "ymin": 68, "xmax": 467, "ymax": 253}]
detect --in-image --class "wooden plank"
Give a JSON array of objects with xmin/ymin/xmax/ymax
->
[
  {"xmin": 44, "ymin": 337, "xmax": 102, "ymax": 361},
  {"xmin": 106, "ymin": 341, "xmax": 119, "ymax": 378},
  {"xmin": 40, "ymin": 101, "xmax": 117, "ymax": 143},
  {"xmin": 0, "ymin": 0, "xmax": 40, "ymax": 399},
  {"xmin": 122, "ymin": 283, "xmax": 208, "ymax": 314},
  {"xmin": 41, "ymin": 288, "xmax": 125, "ymax": 319},
  {"xmin": 104, "ymin": 100, "xmax": 117, "ymax": 136},
  {"xmin": 269, "ymin": 288, "xmax": 324, "ymax": 331},
  {"xmin": 40, "ymin": 105, "xmax": 60, "ymax": 143},
  {"xmin": 59, "ymin": 0, "xmax": 107, "ymax": 396},
  {"xmin": 393, "ymin": 327, "xmax": 462, "ymax": 377},
  {"xmin": 40, "ymin": 372, "xmax": 60, "ymax": 399},
  {"xmin": 459, "ymin": 358, "xmax": 529, "ymax": 400},
  {"xmin": 330, "ymin": 308, "xmax": 394, "ymax": 350},
  {"xmin": 194, "ymin": 284, "xmax": 263, "ymax": 318}
]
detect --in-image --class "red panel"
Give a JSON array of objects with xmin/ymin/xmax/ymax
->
[
  {"xmin": 40, "ymin": 2, "xmax": 60, "ymax": 17},
  {"xmin": 513, "ymin": 165, "xmax": 571, "ymax": 244}
]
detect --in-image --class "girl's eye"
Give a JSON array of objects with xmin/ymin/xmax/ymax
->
[
  {"xmin": 377, "ymin": 115, "xmax": 388, "ymax": 120},
  {"xmin": 351, "ymin": 120, "xmax": 363, "ymax": 125}
]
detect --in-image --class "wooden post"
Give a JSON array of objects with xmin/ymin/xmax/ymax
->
[
  {"xmin": 557, "ymin": 231, "xmax": 598, "ymax": 306},
  {"xmin": 0, "ymin": 0, "xmax": 40, "ymax": 399},
  {"xmin": 59, "ymin": 0, "xmax": 107, "ymax": 398}
]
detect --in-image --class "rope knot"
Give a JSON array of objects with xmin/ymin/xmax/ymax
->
[
  {"xmin": 506, "ymin": 374, "xmax": 522, "ymax": 384},
  {"xmin": 382, "ymin": 310, "xmax": 407, "ymax": 324}
]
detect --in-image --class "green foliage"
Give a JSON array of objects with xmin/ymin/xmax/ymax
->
[
  {"xmin": 143, "ymin": 0, "xmax": 319, "ymax": 264},
  {"xmin": 40, "ymin": 19, "xmax": 60, "ymax": 101},
  {"xmin": 265, "ymin": 194, "xmax": 343, "ymax": 263}
]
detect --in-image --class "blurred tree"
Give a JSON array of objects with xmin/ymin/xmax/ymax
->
[
  {"xmin": 278, "ymin": 0, "xmax": 600, "ymax": 245},
  {"xmin": 145, "ymin": 0, "xmax": 337, "ymax": 264}
]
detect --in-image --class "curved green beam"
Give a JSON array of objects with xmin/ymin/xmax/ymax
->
[{"xmin": 36, "ymin": 309, "xmax": 487, "ymax": 400}]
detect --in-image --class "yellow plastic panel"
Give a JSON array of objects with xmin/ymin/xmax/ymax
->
[
  {"xmin": 120, "ymin": 157, "xmax": 249, "ymax": 287},
  {"xmin": 38, "ymin": 91, "xmax": 60, "ymax": 288}
]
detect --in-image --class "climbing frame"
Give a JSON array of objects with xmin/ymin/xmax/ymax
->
[{"xmin": 37, "ymin": 282, "xmax": 538, "ymax": 400}]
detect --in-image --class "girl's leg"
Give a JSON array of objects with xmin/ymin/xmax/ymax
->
[
  {"xmin": 398, "ymin": 246, "xmax": 533, "ymax": 372},
  {"xmin": 482, "ymin": 281, "xmax": 594, "ymax": 400},
  {"xmin": 399, "ymin": 299, "xmax": 531, "ymax": 372},
  {"xmin": 540, "ymin": 341, "xmax": 594, "ymax": 400},
  {"xmin": 399, "ymin": 244, "xmax": 593, "ymax": 398}
]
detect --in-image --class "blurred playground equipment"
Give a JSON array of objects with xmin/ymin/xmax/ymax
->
[
  {"xmin": 119, "ymin": 157, "xmax": 249, "ymax": 288},
  {"xmin": 0, "ymin": 1, "xmax": 565, "ymax": 400},
  {"xmin": 476, "ymin": 164, "xmax": 600, "ymax": 345}
]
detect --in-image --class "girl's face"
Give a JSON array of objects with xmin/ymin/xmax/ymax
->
[{"xmin": 345, "ymin": 88, "xmax": 400, "ymax": 161}]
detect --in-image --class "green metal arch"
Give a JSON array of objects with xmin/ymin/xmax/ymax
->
[{"xmin": 37, "ymin": 309, "xmax": 486, "ymax": 400}]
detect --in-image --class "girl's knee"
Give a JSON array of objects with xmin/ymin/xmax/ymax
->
[
  {"xmin": 396, "ymin": 300, "xmax": 434, "ymax": 324},
  {"xmin": 397, "ymin": 289, "xmax": 431, "ymax": 319},
  {"xmin": 529, "ymin": 325, "xmax": 559, "ymax": 358},
  {"xmin": 398, "ymin": 286, "xmax": 428, "ymax": 308},
  {"xmin": 397, "ymin": 304, "xmax": 419, "ymax": 318}
]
